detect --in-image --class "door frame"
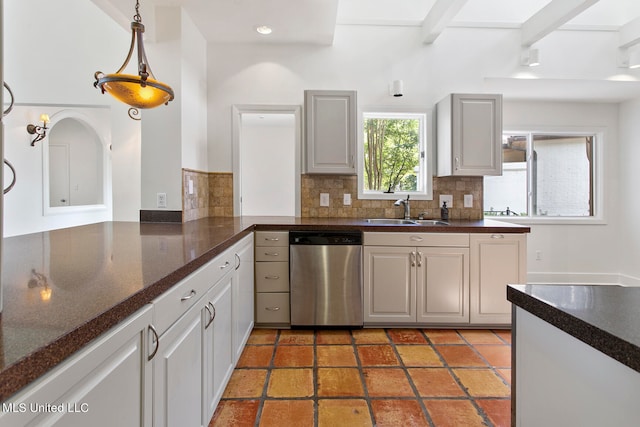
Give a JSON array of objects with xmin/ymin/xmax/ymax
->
[{"xmin": 232, "ymin": 104, "xmax": 302, "ymax": 217}]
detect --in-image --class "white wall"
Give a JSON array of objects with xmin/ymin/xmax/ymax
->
[
  {"xmin": 3, "ymin": 0, "xmax": 140, "ymax": 235},
  {"xmin": 618, "ymin": 99, "xmax": 640, "ymax": 284}
]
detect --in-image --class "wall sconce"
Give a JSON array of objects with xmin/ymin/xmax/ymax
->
[
  {"xmin": 390, "ymin": 80, "xmax": 404, "ymax": 97},
  {"xmin": 26, "ymin": 114, "xmax": 50, "ymax": 146}
]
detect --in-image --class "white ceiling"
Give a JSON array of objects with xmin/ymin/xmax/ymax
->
[{"xmin": 99, "ymin": 0, "xmax": 640, "ymax": 44}]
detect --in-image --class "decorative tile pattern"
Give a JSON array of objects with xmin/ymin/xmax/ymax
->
[
  {"xmin": 210, "ymin": 328, "xmax": 511, "ymax": 427},
  {"xmin": 301, "ymin": 174, "xmax": 484, "ymax": 220}
]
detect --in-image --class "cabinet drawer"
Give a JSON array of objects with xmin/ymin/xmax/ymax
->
[
  {"xmin": 256, "ymin": 293, "xmax": 290, "ymax": 324},
  {"xmin": 255, "ymin": 262, "xmax": 290, "ymax": 292},
  {"xmin": 364, "ymin": 232, "xmax": 469, "ymax": 247},
  {"xmin": 255, "ymin": 231, "xmax": 289, "ymax": 247},
  {"xmin": 153, "ymin": 251, "xmax": 234, "ymax": 335},
  {"xmin": 255, "ymin": 246, "xmax": 289, "ymax": 262}
]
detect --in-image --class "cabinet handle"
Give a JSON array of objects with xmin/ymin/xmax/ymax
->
[
  {"xmin": 180, "ymin": 289, "xmax": 196, "ymax": 301},
  {"xmin": 264, "ymin": 252, "xmax": 279, "ymax": 257},
  {"xmin": 265, "ymin": 306, "xmax": 281, "ymax": 311},
  {"xmin": 209, "ymin": 302, "xmax": 216, "ymax": 321},
  {"xmin": 204, "ymin": 304, "xmax": 214, "ymax": 329},
  {"xmin": 410, "ymin": 252, "xmax": 416, "ymax": 267},
  {"xmin": 410, "ymin": 236, "xmax": 423, "ymax": 242},
  {"xmin": 417, "ymin": 251, "xmax": 423, "ymax": 267},
  {"xmin": 265, "ymin": 237, "xmax": 280, "ymax": 241},
  {"xmin": 491, "ymin": 234, "xmax": 505, "ymax": 239},
  {"xmin": 148, "ymin": 325, "xmax": 159, "ymax": 361},
  {"xmin": 455, "ymin": 157, "xmax": 460, "ymax": 170},
  {"xmin": 220, "ymin": 261, "xmax": 231, "ymax": 270},
  {"xmin": 265, "ymin": 275, "xmax": 280, "ymax": 280},
  {"xmin": 235, "ymin": 253, "xmax": 241, "ymax": 270}
]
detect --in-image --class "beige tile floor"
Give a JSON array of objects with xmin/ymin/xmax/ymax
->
[{"xmin": 210, "ymin": 328, "xmax": 512, "ymax": 427}]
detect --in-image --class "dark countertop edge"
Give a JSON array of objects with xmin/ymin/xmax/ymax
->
[
  {"xmin": 0, "ymin": 218, "xmax": 527, "ymax": 401},
  {"xmin": 507, "ymin": 285, "xmax": 640, "ymax": 373},
  {"xmin": 0, "ymin": 227, "xmax": 253, "ymax": 402}
]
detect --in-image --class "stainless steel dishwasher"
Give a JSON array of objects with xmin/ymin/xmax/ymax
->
[{"xmin": 289, "ymin": 231, "xmax": 363, "ymax": 327}]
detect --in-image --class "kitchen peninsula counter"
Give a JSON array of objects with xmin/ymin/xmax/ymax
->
[
  {"xmin": 507, "ymin": 284, "xmax": 640, "ymax": 425},
  {"xmin": 0, "ymin": 217, "xmax": 528, "ymax": 401}
]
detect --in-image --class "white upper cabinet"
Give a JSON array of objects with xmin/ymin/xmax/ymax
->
[
  {"xmin": 436, "ymin": 94, "xmax": 503, "ymax": 176},
  {"xmin": 304, "ymin": 90, "xmax": 357, "ymax": 174}
]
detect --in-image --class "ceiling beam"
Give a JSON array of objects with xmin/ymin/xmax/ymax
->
[
  {"xmin": 619, "ymin": 16, "xmax": 640, "ymax": 49},
  {"xmin": 421, "ymin": 0, "xmax": 468, "ymax": 44},
  {"xmin": 521, "ymin": 0, "xmax": 599, "ymax": 47}
]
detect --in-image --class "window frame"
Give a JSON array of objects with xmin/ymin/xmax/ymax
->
[
  {"xmin": 484, "ymin": 127, "xmax": 605, "ymax": 225},
  {"xmin": 357, "ymin": 106, "xmax": 433, "ymax": 201}
]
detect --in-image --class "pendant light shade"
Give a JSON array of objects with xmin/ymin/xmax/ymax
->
[{"xmin": 94, "ymin": 1, "xmax": 174, "ymax": 117}]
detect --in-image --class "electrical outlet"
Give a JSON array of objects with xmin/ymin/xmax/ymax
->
[
  {"xmin": 320, "ymin": 193, "xmax": 330, "ymax": 207},
  {"xmin": 157, "ymin": 192, "xmax": 167, "ymax": 208},
  {"xmin": 464, "ymin": 194, "xmax": 473, "ymax": 208},
  {"xmin": 343, "ymin": 194, "xmax": 352, "ymax": 206},
  {"xmin": 188, "ymin": 178, "xmax": 194, "ymax": 195},
  {"xmin": 439, "ymin": 194, "xmax": 453, "ymax": 207},
  {"xmin": 536, "ymin": 250, "xmax": 542, "ymax": 261}
]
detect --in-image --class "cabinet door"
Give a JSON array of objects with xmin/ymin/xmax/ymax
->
[
  {"xmin": 0, "ymin": 306, "xmax": 153, "ymax": 427},
  {"xmin": 452, "ymin": 94, "xmax": 502, "ymax": 176},
  {"xmin": 153, "ymin": 299, "xmax": 205, "ymax": 427},
  {"xmin": 305, "ymin": 90, "xmax": 357, "ymax": 174},
  {"xmin": 363, "ymin": 246, "xmax": 415, "ymax": 323},
  {"xmin": 416, "ymin": 248, "xmax": 469, "ymax": 324},
  {"xmin": 232, "ymin": 234, "xmax": 254, "ymax": 363},
  {"xmin": 470, "ymin": 233, "xmax": 527, "ymax": 324},
  {"xmin": 203, "ymin": 274, "xmax": 235, "ymax": 422}
]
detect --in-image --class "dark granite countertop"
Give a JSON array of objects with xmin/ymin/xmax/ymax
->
[
  {"xmin": 507, "ymin": 284, "xmax": 640, "ymax": 373},
  {"xmin": 0, "ymin": 216, "xmax": 528, "ymax": 401}
]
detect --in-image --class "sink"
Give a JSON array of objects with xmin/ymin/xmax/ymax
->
[
  {"xmin": 365, "ymin": 219, "xmax": 418, "ymax": 225},
  {"xmin": 413, "ymin": 220, "xmax": 449, "ymax": 226}
]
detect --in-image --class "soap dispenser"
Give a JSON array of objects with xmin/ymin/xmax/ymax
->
[{"xmin": 440, "ymin": 201, "xmax": 449, "ymax": 221}]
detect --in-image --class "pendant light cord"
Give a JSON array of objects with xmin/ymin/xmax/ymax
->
[{"xmin": 134, "ymin": 0, "xmax": 141, "ymax": 23}]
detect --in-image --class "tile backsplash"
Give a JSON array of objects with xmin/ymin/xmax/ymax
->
[
  {"xmin": 301, "ymin": 174, "xmax": 483, "ymax": 220},
  {"xmin": 183, "ymin": 170, "xmax": 482, "ymax": 221}
]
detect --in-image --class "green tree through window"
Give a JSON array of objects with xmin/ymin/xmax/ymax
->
[{"xmin": 363, "ymin": 116, "xmax": 420, "ymax": 193}]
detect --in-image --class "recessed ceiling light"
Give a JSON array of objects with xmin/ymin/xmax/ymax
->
[{"xmin": 256, "ymin": 25, "xmax": 272, "ymax": 35}]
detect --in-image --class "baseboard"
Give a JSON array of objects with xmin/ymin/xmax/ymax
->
[{"xmin": 526, "ymin": 272, "xmax": 640, "ymax": 287}]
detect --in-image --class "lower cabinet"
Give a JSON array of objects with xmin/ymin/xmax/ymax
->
[
  {"xmin": 364, "ymin": 245, "xmax": 469, "ymax": 325},
  {"xmin": 231, "ymin": 234, "xmax": 255, "ymax": 363},
  {"xmin": 470, "ymin": 233, "xmax": 527, "ymax": 324},
  {"xmin": 0, "ymin": 305, "xmax": 154, "ymax": 427},
  {"xmin": 203, "ymin": 275, "xmax": 234, "ymax": 423}
]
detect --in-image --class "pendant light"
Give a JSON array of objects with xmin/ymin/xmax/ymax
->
[{"xmin": 94, "ymin": 0, "xmax": 174, "ymax": 119}]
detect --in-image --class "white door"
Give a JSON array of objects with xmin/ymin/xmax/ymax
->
[
  {"xmin": 239, "ymin": 113, "xmax": 296, "ymax": 216},
  {"xmin": 49, "ymin": 144, "xmax": 70, "ymax": 206}
]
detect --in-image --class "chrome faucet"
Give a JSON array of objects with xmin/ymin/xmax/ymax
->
[{"xmin": 394, "ymin": 195, "xmax": 410, "ymax": 219}]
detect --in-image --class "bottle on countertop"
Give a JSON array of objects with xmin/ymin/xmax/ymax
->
[{"xmin": 440, "ymin": 201, "xmax": 449, "ymax": 221}]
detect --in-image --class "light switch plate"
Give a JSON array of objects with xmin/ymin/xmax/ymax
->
[
  {"xmin": 188, "ymin": 178, "xmax": 194, "ymax": 195},
  {"xmin": 439, "ymin": 194, "xmax": 453, "ymax": 207},
  {"xmin": 320, "ymin": 193, "xmax": 330, "ymax": 207},
  {"xmin": 343, "ymin": 194, "xmax": 352, "ymax": 206},
  {"xmin": 464, "ymin": 194, "xmax": 473, "ymax": 208}
]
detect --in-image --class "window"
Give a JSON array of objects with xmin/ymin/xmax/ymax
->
[
  {"xmin": 358, "ymin": 110, "xmax": 431, "ymax": 200},
  {"xmin": 484, "ymin": 132, "xmax": 599, "ymax": 219}
]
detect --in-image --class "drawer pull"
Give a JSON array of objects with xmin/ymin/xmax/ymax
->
[
  {"xmin": 148, "ymin": 325, "xmax": 159, "ymax": 361},
  {"xmin": 265, "ymin": 306, "xmax": 281, "ymax": 311},
  {"xmin": 265, "ymin": 237, "xmax": 280, "ymax": 241},
  {"xmin": 265, "ymin": 275, "xmax": 280, "ymax": 280},
  {"xmin": 264, "ymin": 252, "xmax": 280, "ymax": 257},
  {"xmin": 180, "ymin": 289, "xmax": 196, "ymax": 301},
  {"xmin": 410, "ymin": 236, "xmax": 423, "ymax": 242},
  {"xmin": 491, "ymin": 234, "xmax": 505, "ymax": 239},
  {"xmin": 220, "ymin": 261, "xmax": 231, "ymax": 269}
]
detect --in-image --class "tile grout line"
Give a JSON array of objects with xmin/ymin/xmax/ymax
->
[{"xmin": 351, "ymin": 329, "xmax": 376, "ymax": 425}]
